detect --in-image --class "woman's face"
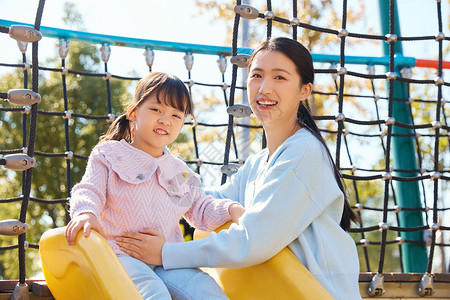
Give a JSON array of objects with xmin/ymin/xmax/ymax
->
[{"xmin": 247, "ymin": 50, "xmax": 311, "ymax": 128}]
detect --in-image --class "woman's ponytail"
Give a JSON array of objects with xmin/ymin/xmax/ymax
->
[
  {"xmin": 297, "ymin": 101, "xmax": 319, "ymax": 133},
  {"xmin": 99, "ymin": 114, "xmax": 132, "ymax": 143},
  {"xmin": 297, "ymin": 101, "xmax": 360, "ymax": 231}
]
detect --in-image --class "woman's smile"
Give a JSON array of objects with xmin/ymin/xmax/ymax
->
[{"xmin": 256, "ymin": 98, "xmax": 278, "ymax": 110}]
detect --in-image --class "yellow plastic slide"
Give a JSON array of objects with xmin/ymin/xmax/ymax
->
[
  {"xmin": 39, "ymin": 227, "xmax": 143, "ymax": 300},
  {"xmin": 40, "ymin": 222, "xmax": 332, "ymax": 299},
  {"xmin": 194, "ymin": 221, "xmax": 334, "ymax": 300}
]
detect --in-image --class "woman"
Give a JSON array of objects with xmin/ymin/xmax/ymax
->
[{"xmin": 116, "ymin": 37, "xmax": 362, "ymax": 299}]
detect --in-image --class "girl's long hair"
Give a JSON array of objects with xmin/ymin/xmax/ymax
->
[
  {"xmin": 248, "ymin": 37, "xmax": 359, "ymax": 231},
  {"xmin": 99, "ymin": 72, "xmax": 192, "ymax": 144}
]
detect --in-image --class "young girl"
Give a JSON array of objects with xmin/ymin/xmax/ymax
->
[
  {"xmin": 65, "ymin": 72, "xmax": 244, "ymax": 300},
  {"xmin": 116, "ymin": 38, "xmax": 362, "ymax": 299}
]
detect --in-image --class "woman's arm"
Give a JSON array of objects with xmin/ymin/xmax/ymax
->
[
  {"xmin": 162, "ymin": 138, "xmax": 343, "ymax": 269},
  {"xmin": 163, "ymin": 169, "xmax": 333, "ymax": 269},
  {"xmin": 117, "ymin": 159, "xmax": 341, "ymax": 268},
  {"xmin": 117, "ymin": 139, "xmax": 342, "ymax": 268}
]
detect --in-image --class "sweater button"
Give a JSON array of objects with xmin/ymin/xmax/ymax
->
[{"xmin": 137, "ymin": 173, "xmax": 144, "ymax": 180}]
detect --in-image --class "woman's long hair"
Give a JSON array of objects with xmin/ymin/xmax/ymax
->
[
  {"xmin": 99, "ymin": 72, "xmax": 192, "ymax": 144},
  {"xmin": 248, "ymin": 37, "xmax": 359, "ymax": 231}
]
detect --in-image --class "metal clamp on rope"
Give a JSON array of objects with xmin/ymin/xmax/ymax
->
[
  {"xmin": 185, "ymin": 114, "xmax": 197, "ymax": 127},
  {"xmin": 230, "ymin": 54, "xmax": 251, "ymax": 68},
  {"xmin": 264, "ymin": 11, "xmax": 275, "ymax": 20},
  {"xmin": 217, "ymin": 55, "xmax": 227, "ymax": 74},
  {"xmin": 329, "ymin": 63, "xmax": 338, "ymax": 80},
  {"xmin": 368, "ymin": 273, "xmax": 385, "ymax": 296},
  {"xmin": 0, "ymin": 219, "xmax": 28, "ymax": 236},
  {"xmin": 1, "ymin": 154, "xmax": 36, "ymax": 171},
  {"xmin": 17, "ymin": 40, "xmax": 28, "ymax": 53},
  {"xmin": 221, "ymin": 163, "xmax": 241, "ymax": 177},
  {"xmin": 23, "ymin": 62, "xmax": 31, "ymax": 71},
  {"xmin": 227, "ymin": 104, "xmax": 252, "ymax": 118},
  {"xmin": 57, "ymin": 38, "xmax": 69, "ymax": 59},
  {"xmin": 6, "ymin": 89, "xmax": 41, "ymax": 106},
  {"xmin": 290, "ymin": 17, "xmax": 300, "ymax": 27},
  {"xmin": 11, "ymin": 283, "xmax": 29, "ymax": 300},
  {"xmin": 233, "ymin": 5, "xmax": 259, "ymax": 19},
  {"xmin": 423, "ymin": 229, "xmax": 433, "ymax": 246},
  {"xmin": 418, "ymin": 273, "xmax": 434, "ymax": 296},
  {"xmin": 100, "ymin": 43, "xmax": 111, "ymax": 63},
  {"xmin": 22, "ymin": 106, "xmax": 31, "ymax": 115},
  {"xmin": 367, "ymin": 64, "xmax": 375, "ymax": 76},
  {"xmin": 145, "ymin": 47, "xmax": 155, "ymax": 69},
  {"xmin": 184, "ymin": 52, "xmax": 194, "ymax": 71},
  {"xmin": 9, "ymin": 25, "xmax": 42, "ymax": 43},
  {"xmin": 400, "ymin": 67, "xmax": 412, "ymax": 79}
]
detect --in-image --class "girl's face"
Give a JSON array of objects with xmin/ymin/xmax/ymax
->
[
  {"xmin": 247, "ymin": 50, "xmax": 311, "ymax": 129},
  {"xmin": 128, "ymin": 95, "xmax": 185, "ymax": 157}
]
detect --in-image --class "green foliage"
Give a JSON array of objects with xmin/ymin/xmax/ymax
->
[
  {"xmin": 0, "ymin": 38, "xmax": 131, "ymax": 280},
  {"xmin": 0, "ymin": 0, "xmax": 447, "ymax": 281}
]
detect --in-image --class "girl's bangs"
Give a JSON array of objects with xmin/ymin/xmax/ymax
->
[{"xmin": 155, "ymin": 80, "xmax": 191, "ymax": 115}]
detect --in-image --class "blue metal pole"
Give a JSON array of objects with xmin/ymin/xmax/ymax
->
[{"xmin": 0, "ymin": 18, "xmax": 416, "ymax": 68}]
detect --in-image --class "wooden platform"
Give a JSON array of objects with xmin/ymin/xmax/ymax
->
[
  {"xmin": 359, "ymin": 273, "xmax": 450, "ymax": 299},
  {"xmin": 0, "ymin": 280, "xmax": 52, "ymax": 300},
  {"xmin": 1, "ymin": 273, "xmax": 449, "ymax": 299}
]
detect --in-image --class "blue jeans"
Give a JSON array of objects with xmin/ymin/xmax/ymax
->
[{"xmin": 118, "ymin": 255, "xmax": 229, "ymax": 300}]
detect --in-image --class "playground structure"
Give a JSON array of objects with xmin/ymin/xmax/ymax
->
[{"xmin": 0, "ymin": 0, "xmax": 449, "ymax": 298}]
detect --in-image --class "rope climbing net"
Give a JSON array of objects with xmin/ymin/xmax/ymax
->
[{"xmin": 0, "ymin": 0, "xmax": 449, "ymax": 297}]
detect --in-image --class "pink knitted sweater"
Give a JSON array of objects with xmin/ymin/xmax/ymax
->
[{"xmin": 70, "ymin": 139, "xmax": 234, "ymax": 255}]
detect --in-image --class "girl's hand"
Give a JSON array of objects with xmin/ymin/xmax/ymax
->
[
  {"xmin": 229, "ymin": 203, "xmax": 245, "ymax": 225},
  {"xmin": 116, "ymin": 228, "xmax": 165, "ymax": 266},
  {"xmin": 65, "ymin": 212, "xmax": 104, "ymax": 245}
]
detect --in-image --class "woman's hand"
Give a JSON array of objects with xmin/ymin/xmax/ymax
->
[
  {"xmin": 116, "ymin": 228, "xmax": 166, "ymax": 266},
  {"xmin": 65, "ymin": 212, "xmax": 104, "ymax": 245},
  {"xmin": 228, "ymin": 203, "xmax": 245, "ymax": 225}
]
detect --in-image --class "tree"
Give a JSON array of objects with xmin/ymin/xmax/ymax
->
[{"xmin": 0, "ymin": 3, "xmax": 131, "ymax": 279}]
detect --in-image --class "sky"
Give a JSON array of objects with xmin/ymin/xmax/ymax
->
[{"xmin": 0, "ymin": 0, "xmax": 448, "ymax": 78}]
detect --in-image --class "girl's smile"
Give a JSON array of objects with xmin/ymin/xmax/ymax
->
[{"xmin": 153, "ymin": 128, "xmax": 168, "ymax": 135}]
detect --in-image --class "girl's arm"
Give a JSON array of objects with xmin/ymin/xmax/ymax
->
[
  {"xmin": 183, "ymin": 183, "xmax": 243, "ymax": 231},
  {"xmin": 65, "ymin": 212, "xmax": 105, "ymax": 245},
  {"xmin": 182, "ymin": 159, "xmax": 248, "ymax": 230},
  {"xmin": 69, "ymin": 149, "xmax": 108, "ymax": 220}
]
